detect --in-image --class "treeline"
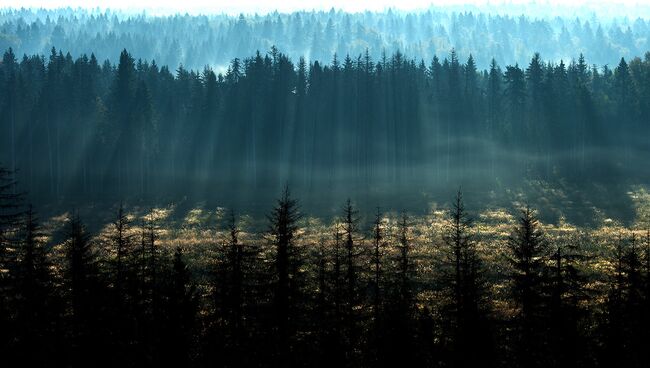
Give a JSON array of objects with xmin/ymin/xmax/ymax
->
[
  {"xmin": 1, "ymin": 47, "xmax": 650, "ymax": 202},
  {"xmin": 2, "ymin": 8, "xmax": 649, "ymax": 70},
  {"xmin": 2, "ymin": 167, "xmax": 650, "ymax": 368}
]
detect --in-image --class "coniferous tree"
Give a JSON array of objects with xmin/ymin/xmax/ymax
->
[
  {"xmin": 208, "ymin": 210, "xmax": 259, "ymax": 367},
  {"xmin": 547, "ymin": 233, "xmax": 591, "ymax": 368},
  {"xmin": 507, "ymin": 206, "xmax": 550, "ymax": 368},
  {"xmin": 108, "ymin": 203, "xmax": 134, "ymax": 302},
  {"xmin": 441, "ymin": 191, "xmax": 494, "ymax": 368},
  {"xmin": 267, "ymin": 186, "xmax": 302, "ymax": 365},
  {"xmin": 503, "ymin": 64, "xmax": 526, "ymax": 150},
  {"xmin": 1, "ymin": 47, "xmax": 650, "ymax": 201},
  {"xmin": 161, "ymin": 246, "xmax": 197, "ymax": 367},
  {"xmin": 340, "ymin": 198, "xmax": 363, "ymax": 365},
  {"xmin": 64, "ymin": 214, "xmax": 105, "ymax": 366},
  {"xmin": 382, "ymin": 212, "xmax": 417, "ymax": 367},
  {"xmin": 104, "ymin": 202, "xmax": 139, "ymax": 361},
  {"xmin": 486, "ymin": 58, "xmax": 502, "ymax": 177},
  {"xmin": 13, "ymin": 206, "xmax": 62, "ymax": 366},
  {"xmin": 604, "ymin": 233, "xmax": 646, "ymax": 368}
]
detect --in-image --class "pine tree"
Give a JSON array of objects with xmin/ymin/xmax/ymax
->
[
  {"xmin": 547, "ymin": 232, "xmax": 591, "ymax": 368},
  {"xmin": 64, "ymin": 213, "xmax": 103, "ymax": 365},
  {"xmin": 0, "ymin": 166, "xmax": 23, "ymax": 355},
  {"xmin": 507, "ymin": 206, "xmax": 550, "ymax": 368},
  {"xmin": 108, "ymin": 49, "xmax": 136, "ymax": 194},
  {"xmin": 161, "ymin": 246, "xmax": 197, "ymax": 367},
  {"xmin": 395, "ymin": 212, "xmax": 414, "ymax": 316},
  {"xmin": 108, "ymin": 203, "xmax": 134, "ymax": 300},
  {"xmin": 503, "ymin": 64, "xmax": 526, "ymax": 148},
  {"xmin": 340, "ymin": 198, "xmax": 363, "ymax": 364},
  {"xmin": 441, "ymin": 191, "xmax": 494, "ymax": 368},
  {"xmin": 487, "ymin": 58, "xmax": 502, "ymax": 177},
  {"xmin": 209, "ymin": 210, "xmax": 259, "ymax": 367},
  {"xmin": 267, "ymin": 186, "xmax": 301, "ymax": 365},
  {"xmin": 13, "ymin": 206, "xmax": 61, "ymax": 365},
  {"xmin": 621, "ymin": 234, "xmax": 644, "ymax": 367},
  {"xmin": 383, "ymin": 211, "xmax": 417, "ymax": 366}
]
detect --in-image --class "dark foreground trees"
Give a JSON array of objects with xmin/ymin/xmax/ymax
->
[
  {"xmin": 441, "ymin": 191, "xmax": 495, "ymax": 368},
  {"xmin": 2, "ymin": 178, "xmax": 650, "ymax": 367},
  {"xmin": 507, "ymin": 207, "xmax": 551, "ymax": 367}
]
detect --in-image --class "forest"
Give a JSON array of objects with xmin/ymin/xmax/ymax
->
[
  {"xmin": 2, "ymin": 168, "xmax": 650, "ymax": 368},
  {"xmin": 2, "ymin": 7, "xmax": 650, "ymax": 70},
  {"xmin": 2, "ymin": 3, "xmax": 650, "ymax": 368},
  {"xmin": 2, "ymin": 46, "xmax": 650, "ymax": 218}
]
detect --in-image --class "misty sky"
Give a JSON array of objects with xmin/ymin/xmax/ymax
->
[{"xmin": 2, "ymin": 0, "xmax": 647, "ymax": 15}]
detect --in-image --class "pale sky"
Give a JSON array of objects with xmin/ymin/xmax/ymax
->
[{"xmin": 0, "ymin": 0, "xmax": 646, "ymax": 15}]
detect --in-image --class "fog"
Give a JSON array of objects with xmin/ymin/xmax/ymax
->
[
  {"xmin": 2, "ymin": 5, "xmax": 650, "ymax": 70},
  {"xmin": 1, "ymin": 4, "xmax": 649, "ymax": 224}
]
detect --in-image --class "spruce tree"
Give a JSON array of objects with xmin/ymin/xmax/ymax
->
[
  {"xmin": 441, "ymin": 191, "xmax": 494, "ymax": 368},
  {"xmin": 161, "ymin": 246, "xmax": 197, "ymax": 367},
  {"xmin": 507, "ymin": 206, "xmax": 550, "ymax": 368},
  {"xmin": 13, "ymin": 206, "xmax": 61, "ymax": 365},
  {"xmin": 267, "ymin": 186, "xmax": 301, "ymax": 365}
]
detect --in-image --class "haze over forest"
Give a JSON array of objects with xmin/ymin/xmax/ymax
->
[
  {"xmin": 3, "ymin": 2, "xmax": 650, "ymax": 368},
  {"xmin": 3, "ymin": 5, "xmax": 650, "ymax": 70},
  {"xmin": 2, "ymin": 5, "xmax": 650, "ymax": 221}
]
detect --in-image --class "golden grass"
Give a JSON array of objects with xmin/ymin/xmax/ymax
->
[{"xmin": 33, "ymin": 185, "xmax": 650, "ymax": 315}]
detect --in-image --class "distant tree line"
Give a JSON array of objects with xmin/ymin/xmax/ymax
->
[
  {"xmin": 1, "ymin": 8, "xmax": 649, "ymax": 70},
  {"xmin": 1, "ymin": 46, "xmax": 650, "ymax": 202},
  {"xmin": 1, "ymin": 167, "xmax": 650, "ymax": 368}
]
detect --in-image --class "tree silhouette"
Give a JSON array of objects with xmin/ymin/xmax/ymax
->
[
  {"xmin": 64, "ymin": 213, "xmax": 105, "ymax": 366},
  {"xmin": 507, "ymin": 206, "xmax": 550, "ymax": 368},
  {"xmin": 441, "ymin": 191, "xmax": 494, "ymax": 368},
  {"xmin": 547, "ymin": 232, "xmax": 591, "ymax": 368},
  {"xmin": 382, "ymin": 211, "xmax": 417, "ymax": 367},
  {"xmin": 340, "ymin": 198, "xmax": 363, "ymax": 365},
  {"xmin": 267, "ymin": 186, "xmax": 302, "ymax": 365},
  {"xmin": 208, "ymin": 210, "xmax": 260, "ymax": 367},
  {"xmin": 13, "ymin": 206, "xmax": 62, "ymax": 366},
  {"xmin": 160, "ymin": 246, "xmax": 197, "ymax": 367}
]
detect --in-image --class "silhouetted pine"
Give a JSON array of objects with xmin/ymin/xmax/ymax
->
[
  {"xmin": 381, "ymin": 212, "xmax": 418, "ymax": 367},
  {"xmin": 160, "ymin": 246, "xmax": 198, "ymax": 367},
  {"xmin": 107, "ymin": 203, "xmax": 135, "ymax": 301},
  {"xmin": 440, "ymin": 191, "xmax": 495, "ymax": 368},
  {"xmin": 317, "ymin": 222, "xmax": 347, "ymax": 368},
  {"xmin": 64, "ymin": 214, "xmax": 107, "ymax": 366},
  {"xmin": 366, "ymin": 207, "xmax": 385, "ymax": 364},
  {"xmin": 506, "ymin": 206, "xmax": 550, "ymax": 368},
  {"xmin": 206, "ymin": 210, "xmax": 260, "ymax": 367},
  {"xmin": 306, "ymin": 234, "xmax": 333, "ymax": 368},
  {"xmin": 547, "ymin": 233, "xmax": 592, "ymax": 368},
  {"xmin": 267, "ymin": 186, "xmax": 302, "ymax": 366},
  {"xmin": 340, "ymin": 199, "xmax": 363, "ymax": 365},
  {"xmin": 600, "ymin": 234, "xmax": 646, "ymax": 368},
  {"xmin": 104, "ymin": 202, "xmax": 142, "ymax": 363},
  {"xmin": 12, "ymin": 206, "xmax": 63, "ymax": 366},
  {"xmin": 138, "ymin": 210, "xmax": 163, "ymax": 365}
]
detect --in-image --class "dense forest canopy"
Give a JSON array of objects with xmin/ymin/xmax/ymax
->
[
  {"xmin": 1, "ymin": 44, "xmax": 650, "ymax": 221},
  {"xmin": 1, "ymin": 7, "xmax": 650, "ymax": 70}
]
